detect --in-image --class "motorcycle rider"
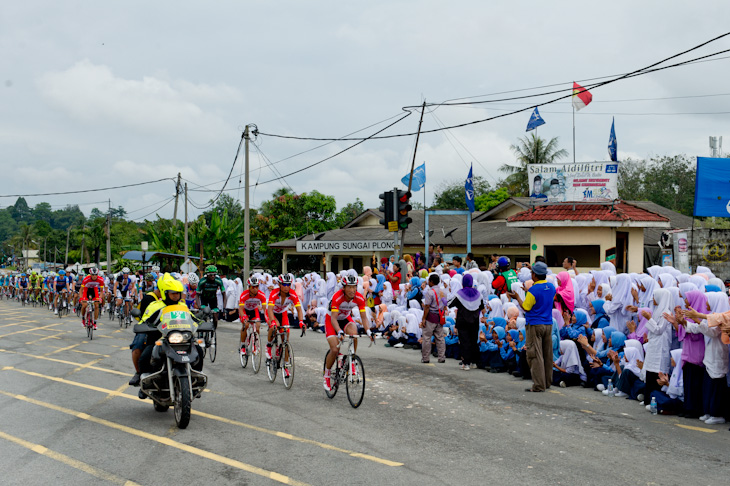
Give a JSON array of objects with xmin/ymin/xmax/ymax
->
[
  {"xmin": 136, "ymin": 274, "xmax": 204, "ymax": 388},
  {"xmin": 128, "ymin": 273, "xmax": 163, "ymax": 386}
]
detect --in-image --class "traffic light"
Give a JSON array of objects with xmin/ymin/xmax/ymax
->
[
  {"xmin": 378, "ymin": 190, "xmax": 394, "ymax": 229},
  {"xmin": 396, "ymin": 189, "xmax": 412, "ymax": 229}
]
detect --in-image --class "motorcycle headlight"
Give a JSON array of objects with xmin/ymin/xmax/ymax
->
[{"xmin": 168, "ymin": 332, "xmax": 186, "ymax": 344}]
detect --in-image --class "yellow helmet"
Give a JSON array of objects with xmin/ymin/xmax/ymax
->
[{"xmin": 158, "ymin": 273, "xmax": 184, "ymax": 299}]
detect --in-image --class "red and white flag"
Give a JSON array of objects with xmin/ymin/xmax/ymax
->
[{"xmin": 572, "ymin": 82, "xmax": 593, "ymax": 111}]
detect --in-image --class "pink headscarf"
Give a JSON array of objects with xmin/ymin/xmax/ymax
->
[
  {"xmin": 524, "ymin": 280, "xmax": 534, "ymax": 291},
  {"xmin": 448, "ymin": 270, "xmax": 456, "ymax": 278},
  {"xmin": 555, "ymin": 271, "xmax": 575, "ymax": 312},
  {"xmin": 552, "ymin": 308, "xmax": 565, "ymax": 328},
  {"xmin": 363, "ymin": 266, "xmax": 372, "ymax": 279}
]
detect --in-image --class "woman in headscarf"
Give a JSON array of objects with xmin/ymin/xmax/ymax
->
[
  {"xmin": 554, "ymin": 271, "xmax": 575, "ymax": 314},
  {"xmin": 325, "ymin": 272, "xmax": 337, "ymax": 300},
  {"xmin": 602, "ymin": 273, "xmax": 633, "ymax": 334},
  {"xmin": 589, "ymin": 299, "xmax": 610, "ymax": 329},
  {"xmin": 478, "ymin": 326, "xmax": 506, "ymax": 372},
  {"xmin": 553, "ymin": 340, "xmax": 586, "ymax": 388},
  {"xmin": 657, "ymin": 273, "xmax": 678, "ymax": 288},
  {"xmin": 612, "ymin": 346, "xmax": 644, "ymax": 399},
  {"xmin": 449, "ymin": 273, "xmax": 484, "ymax": 371},
  {"xmin": 647, "ymin": 349, "xmax": 685, "ymax": 414},
  {"xmin": 640, "ymin": 288, "xmax": 673, "ymax": 402},
  {"xmin": 406, "ymin": 277, "xmax": 423, "ymax": 305}
]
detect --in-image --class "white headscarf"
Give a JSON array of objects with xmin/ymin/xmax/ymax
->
[
  {"xmin": 667, "ymin": 348, "xmax": 684, "ymax": 400},
  {"xmin": 622, "ymin": 346, "xmax": 643, "ymax": 378},
  {"xmin": 558, "ymin": 340, "xmax": 586, "ymax": 381}
]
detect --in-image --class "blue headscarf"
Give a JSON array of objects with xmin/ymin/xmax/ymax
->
[
  {"xmin": 552, "ymin": 334, "xmax": 560, "ymax": 361},
  {"xmin": 374, "ymin": 274, "xmax": 385, "ymax": 294},
  {"xmin": 704, "ymin": 284, "xmax": 722, "ymax": 292},
  {"xmin": 488, "ymin": 294, "xmax": 499, "ymax": 300},
  {"xmin": 491, "ymin": 317, "xmax": 507, "ymax": 329},
  {"xmin": 609, "ymin": 331, "xmax": 626, "ymax": 351},
  {"xmin": 493, "ymin": 326, "xmax": 506, "ymax": 340},
  {"xmin": 406, "ymin": 277, "xmax": 422, "ymax": 300},
  {"xmin": 574, "ymin": 310, "xmax": 588, "ymax": 327},
  {"xmin": 517, "ymin": 329, "xmax": 526, "ymax": 348},
  {"xmin": 591, "ymin": 299, "xmax": 610, "ymax": 328},
  {"xmin": 508, "ymin": 329, "xmax": 519, "ymax": 343}
]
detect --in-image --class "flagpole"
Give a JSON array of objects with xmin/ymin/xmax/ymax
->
[{"xmin": 572, "ymin": 104, "xmax": 576, "ymax": 163}]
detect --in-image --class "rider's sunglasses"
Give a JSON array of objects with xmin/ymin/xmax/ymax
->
[{"xmin": 280, "ymin": 283, "xmax": 291, "ymax": 287}]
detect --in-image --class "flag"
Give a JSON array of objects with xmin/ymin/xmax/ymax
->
[
  {"xmin": 608, "ymin": 117, "xmax": 617, "ymax": 162},
  {"xmin": 401, "ymin": 162, "xmax": 426, "ymax": 192},
  {"xmin": 526, "ymin": 107, "xmax": 546, "ymax": 132},
  {"xmin": 464, "ymin": 164, "xmax": 475, "ymax": 212},
  {"xmin": 693, "ymin": 157, "xmax": 730, "ymax": 217},
  {"xmin": 572, "ymin": 82, "xmax": 593, "ymax": 111}
]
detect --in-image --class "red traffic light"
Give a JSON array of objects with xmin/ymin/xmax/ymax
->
[{"xmin": 399, "ymin": 191, "xmax": 411, "ymax": 203}]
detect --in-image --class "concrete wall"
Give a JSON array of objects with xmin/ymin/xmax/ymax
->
[
  {"xmin": 491, "ymin": 205, "xmax": 527, "ymax": 221},
  {"xmin": 688, "ymin": 228, "xmax": 730, "ymax": 280}
]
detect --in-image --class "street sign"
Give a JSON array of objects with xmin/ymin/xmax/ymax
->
[
  {"xmin": 388, "ymin": 221, "xmax": 398, "ymax": 232},
  {"xmin": 180, "ymin": 260, "xmax": 198, "ymax": 274}
]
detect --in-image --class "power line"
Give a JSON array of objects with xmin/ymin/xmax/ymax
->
[
  {"xmin": 257, "ymin": 37, "xmax": 730, "ymax": 141},
  {"xmin": 130, "ymin": 196, "xmax": 176, "ymax": 222},
  {"xmin": 0, "ymin": 178, "xmax": 175, "ymax": 198}
]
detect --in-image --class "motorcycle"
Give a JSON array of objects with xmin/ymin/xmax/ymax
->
[{"xmin": 131, "ymin": 305, "xmax": 213, "ymax": 429}]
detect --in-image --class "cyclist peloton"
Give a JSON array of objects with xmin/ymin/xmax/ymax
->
[
  {"xmin": 323, "ymin": 274, "xmax": 370, "ymax": 392},
  {"xmin": 184, "ymin": 273, "xmax": 200, "ymax": 310},
  {"xmin": 52, "ymin": 270, "xmax": 71, "ymax": 314},
  {"xmin": 113, "ymin": 267, "xmax": 135, "ymax": 319},
  {"xmin": 80, "ymin": 267, "xmax": 105, "ymax": 329},
  {"xmin": 29, "ymin": 270, "xmax": 41, "ymax": 302},
  {"xmin": 18, "ymin": 273, "xmax": 30, "ymax": 303},
  {"xmin": 265, "ymin": 274, "xmax": 304, "ymax": 363},
  {"xmin": 238, "ymin": 275, "xmax": 267, "ymax": 357},
  {"xmin": 197, "ymin": 265, "xmax": 225, "ymax": 329}
]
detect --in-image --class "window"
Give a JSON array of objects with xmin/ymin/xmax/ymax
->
[{"xmin": 543, "ymin": 245, "xmax": 600, "ymax": 268}]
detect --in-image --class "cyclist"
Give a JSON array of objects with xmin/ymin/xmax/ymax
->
[
  {"xmin": 238, "ymin": 275, "xmax": 267, "ymax": 357},
  {"xmin": 18, "ymin": 273, "xmax": 29, "ymax": 303},
  {"xmin": 73, "ymin": 271, "xmax": 84, "ymax": 308},
  {"xmin": 197, "ymin": 265, "xmax": 225, "ymax": 330},
  {"xmin": 52, "ymin": 270, "xmax": 70, "ymax": 314},
  {"xmin": 265, "ymin": 274, "xmax": 304, "ymax": 363},
  {"xmin": 80, "ymin": 267, "xmax": 105, "ymax": 329},
  {"xmin": 185, "ymin": 273, "xmax": 200, "ymax": 309},
  {"xmin": 29, "ymin": 270, "xmax": 41, "ymax": 302},
  {"xmin": 323, "ymin": 274, "xmax": 370, "ymax": 392},
  {"xmin": 113, "ymin": 267, "xmax": 134, "ymax": 320}
]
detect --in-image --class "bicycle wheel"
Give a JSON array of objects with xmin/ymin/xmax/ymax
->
[
  {"xmin": 267, "ymin": 348, "xmax": 278, "ymax": 383},
  {"xmin": 251, "ymin": 333, "xmax": 262, "ymax": 374},
  {"xmin": 322, "ymin": 351, "xmax": 339, "ymax": 399},
  {"xmin": 282, "ymin": 342, "xmax": 294, "ymax": 389},
  {"xmin": 208, "ymin": 330, "xmax": 217, "ymax": 363},
  {"xmin": 345, "ymin": 354, "xmax": 365, "ymax": 408},
  {"xmin": 240, "ymin": 340, "xmax": 248, "ymax": 368}
]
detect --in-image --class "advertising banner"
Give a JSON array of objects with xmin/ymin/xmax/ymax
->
[
  {"xmin": 296, "ymin": 240, "xmax": 394, "ymax": 253},
  {"xmin": 527, "ymin": 162, "xmax": 619, "ymax": 202},
  {"xmin": 693, "ymin": 157, "xmax": 730, "ymax": 217}
]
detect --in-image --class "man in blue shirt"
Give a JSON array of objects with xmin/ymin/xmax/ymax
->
[{"xmin": 508, "ymin": 261, "xmax": 556, "ymax": 392}]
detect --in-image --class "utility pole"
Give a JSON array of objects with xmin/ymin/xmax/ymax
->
[
  {"xmin": 80, "ymin": 220, "xmax": 86, "ymax": 266},
  {"xmin": 173, "ymin": 172, "xmax": 181, "ymax": 226},
  {"xmin": 54, "ymin": 247, "xmax": 58, "ymax": 270},
  {"xmin": 184, "ymin": 183, "xmax": 189, "ymax": 264},
  {"xmin": 106, "ymin": 199, "xmax": 112, "ymax": 275},
  {"xmin": 65, "ymin": 226, "xmax": 70, "ymax": 267},
  {"xmin": 44, "ymin": 238, "xmax": 47, "ymax": 270},
  {"xmin": 400, "ymin": 101, "xmax": 426, "ymax": 255},
  {"xmin": 244, "ymin": 125, "xmax": 251, "ymax": 280}
]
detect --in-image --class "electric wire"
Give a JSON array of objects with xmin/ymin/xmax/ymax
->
[
  {"xmin": 0, "ymin": 178, "xmax": 175, "ymax": 198},
  {"xmin": 130, "ymin": 196, "xmax": 176, "ymax": 222}
]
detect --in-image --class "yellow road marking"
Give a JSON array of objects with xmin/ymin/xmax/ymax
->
[
  {"xmin": 675, "ymin": 424, "xmax": 717, "ymax": 433},
  {"xmin": 0, "ymin": 322, "xmax": 63, "ymax": 338},
  {"xmin": 3, "ymin": 366, "xmax": 403, "ymax": 467},
  {"xmin": 0, "ymin": 429, "xmax": 142, "ymax": 485},
  {"xmin": 43, "ymin": 343, "xmax": 81, "ymax": 356},
  {"xmin": 0, "ymin": 349, "xmax": 131, "ymax": 376},
  {"xmin": 72, "ymin": 349, "xmax": 111, "ymax": 357},
  {"xmin": 72, "ymin": 358, "xmax": 104, "ymax": 374},
  {"xmin": 25, "ymin": 332, "xmax": 69, "ymax": 345},
  {"xmin": 0, "ymin": 321, "xmax": 25, "ymax": 328},
  {"xmin": 580, "ymin": 409, "xmax": 595, "ymax": 414},
  {"xmin": 0, "ymin": 390, "xmax": 310, "ymax": 486}
]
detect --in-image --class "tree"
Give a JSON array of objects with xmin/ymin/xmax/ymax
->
[
  {"xmin": 336, "ymin": 198, "xmax": 365, "ymax": 226},
  {"xmin": 9, "ymin": 197, "xmax": 32, "ymax": 223},
  {"xmin": 84, "ymin": 218, "xmax": 107, "ymax": 267},
  {"xmin": 202, "ymin": 193, "xmax": 243, "ymax": 225},
  {"xmin": 617, "ymin": 158, "xmax": 645, "ymax": 202},
  {"xmin": 475, "ymin": 187, "xmax": 511, "ymax": 212},
  {"xmin": 32, "ymin": 202, "xmax": 53, "ymax": 223},
  {"xmin": 432, "ymin": 176, "xmax": 491, "ymax": 210},
  {"xmin": 89, "ymin": 208, "xmax": 105, "ymax": 220},
  {"xmin": 110, "ymin": 206, "xmax": 127, "ymax": 220},
  {"xmin": 499, "ymin": 134, "xmax": 568, "ymax": 196}
]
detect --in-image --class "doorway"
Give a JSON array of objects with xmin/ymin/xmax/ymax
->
[{"xmin": 616, "ymin": 231, "xmax": 629, "ymax": 273}]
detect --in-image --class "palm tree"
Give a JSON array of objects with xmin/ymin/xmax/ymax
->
[
  {"xmin": 17, "ymin": 224, "xmax": 35, "ymax": 270},
  {"xmin": 499, "ymin": 134, "xmax": 568, "ymax": 196}
]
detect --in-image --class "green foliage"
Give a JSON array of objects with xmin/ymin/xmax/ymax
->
[
  {"xmin": 617, "ymin": 155, "xmax": 696, "ymax": 216},
  {"xmin": 432, "ymin": 176, "xmax": 491, "ymax": 210},
  {"xmin": 336, "ymin": 198, "xmax": 365, "ymax": 226},
  {"xmin": 499, "ymin": 134, "xmax": 569, "ymax": 196},
  {"xmin": 475, "ymin": 187, "xmax": 511, "ymax": 212}
]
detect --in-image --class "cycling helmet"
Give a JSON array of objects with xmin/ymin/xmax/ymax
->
[
  {"xmin": 122, "ymin": 267, "xmax": 130, "ymax": 274},
  {"xmin": 89, "ymin": 267, "xmax": 99, "ymax": 275},
  {"xmin": 58, "ymin": 270, "xmax": 66, "ymax": 276},
  {"xmin": 205, "ymin": 265, "xmax": 218, "ymax": 274},
  {"xmin": 497, "ymin": 256, "xmax": 510, "ymax": 269},
  {"xmin": 144, "ymin": 273, "xmax": 156, "ymax": 282},
  {"xmin": 188, "ymin": 273, "xmax": 199, "ymax": 285},
  {"xmin": 21, "ymin": 273, "xmax": 26, "ymax": 277},
  {"xmin": 277, "ymin": 274, "xmax": 293, "ymax": 286},
  {"xmin": 247, "ymin": 276, "xmax": 259, "ymax": 286},
  {"xmin": 151, "ymin": 265, "xmax": 160, "ymax": 272},
  {"xmin": 42, "ymin": 271, "xmax": 48, "ymax": 278},
  {"xmin": 342, "ymin": 274, "xmax": 358, "ymax": 287},
  {"xmin": 31, "ymin": 270, "xmax": 37, "ymax": 275}
]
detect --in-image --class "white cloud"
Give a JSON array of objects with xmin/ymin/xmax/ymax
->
[{"xmin": 36, "ymin": 60, "xmax": 240, "ymax": 142}]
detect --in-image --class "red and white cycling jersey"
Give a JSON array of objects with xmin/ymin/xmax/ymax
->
[
  {"xmin": 239, "ymin": 289, "xmax": 267, "ymax": 311},
  {"xmin": 267, "ymin": 288, "xmax": 301, "ymax": 314},
  {"xmin": 328, "ymin": 290, "xmax": 366, "ymax": 320},
  {"xmin": 81, "ymin": 275, "xmax": 105, "ymax": 300}
]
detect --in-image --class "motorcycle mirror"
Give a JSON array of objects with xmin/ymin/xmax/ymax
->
[
  {"xmin": 131, "ymin": 308, "xmax": 141, "ymax": 318},
  {"xmin": 203, "ymin": 307, "xmax": 212, "ymax": 315}
]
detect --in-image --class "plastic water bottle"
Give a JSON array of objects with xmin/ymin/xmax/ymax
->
[
  {"xmin": 337, "ymin": 353, "xmax": 344, "ymax": 370},
  {"xmin": 607, "ymin": 379, "xmax": 615, "ymax": 397},
  {"xmin": 650, "ymin": 396, "xmax": 658, "ymax": 415}
]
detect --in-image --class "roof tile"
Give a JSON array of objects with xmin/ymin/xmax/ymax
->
[{"xmin": 506, "ymin": 202, "xmax": 670, "ymax": 223}]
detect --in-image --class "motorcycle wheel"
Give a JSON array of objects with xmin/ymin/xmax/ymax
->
[
  {"xmin": 173, "ymin": 376, "xmax": 191, "ymax": 429},
  {"xmin": 153, "ymin": 402, "xmax": 169, "ymax": 413}
]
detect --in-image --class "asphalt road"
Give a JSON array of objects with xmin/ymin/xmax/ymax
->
[{"xmin": 0, "ymin": 300, "xmax": 727, "ymax": 486}]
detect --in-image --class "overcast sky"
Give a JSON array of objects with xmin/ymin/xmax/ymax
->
[{"xmin": 2, "ymin": 1, "xmax": 729, "ymax": 221}]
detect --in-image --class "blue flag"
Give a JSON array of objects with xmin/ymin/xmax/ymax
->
[
  {"xmin": 694, "ymin": 157, "xmax": 730, "ymax": 217},
  {"xmin": 526, "ymin": 107, "xmax": 545, "ymax": 132},
  {"xmin": 401, "ymin": 162, "xmax": 426, "ymax": 192},
  {"xmin": 608, "ymin": 117, "xmax": 617, "ymax": 162},
  {"xmin": 465, "ymin": 164, "xmax": 475, "ymax": 212}
]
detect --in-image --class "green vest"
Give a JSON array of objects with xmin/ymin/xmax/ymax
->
[{"xmin": 502, "ymin": 269, "xmax": 519, "ymax": 291}]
